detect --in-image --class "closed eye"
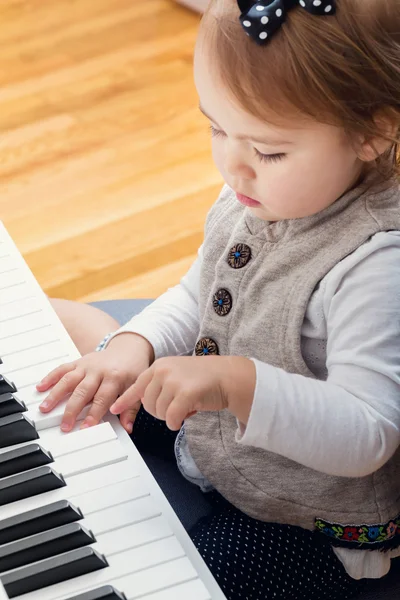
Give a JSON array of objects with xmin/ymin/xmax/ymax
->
[
  {"xmin": 254, "ymin": 149, "xmax": 286, "ymax": 164},
  {"xmin": 210, "ymin": 125, "xmax": 286, "ymax": 163},
  {"xmin": 209, "ymin": 125, "xmax": 226, "ymax": 139}
]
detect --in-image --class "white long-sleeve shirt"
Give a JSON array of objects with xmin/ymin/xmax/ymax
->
[{"xmin": 105, "ymin": 231, "xmax": 400, "ymax": 579}]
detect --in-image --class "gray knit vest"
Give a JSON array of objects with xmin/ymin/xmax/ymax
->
[{"xmin": 185, "ymin": 180, "xmax": 400, "ymax": 549}]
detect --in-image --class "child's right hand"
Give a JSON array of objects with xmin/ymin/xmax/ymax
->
[{"xmin": 36, "ymin": 333, "xmax": 155, "ymax": 434}]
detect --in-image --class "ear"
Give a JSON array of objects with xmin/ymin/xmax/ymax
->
[{"xmin": 356, "ymin": 111, "xmax": 399, "ymax": 162}]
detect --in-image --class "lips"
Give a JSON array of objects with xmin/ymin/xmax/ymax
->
[{"xmin": 236, "ymin": 193, "xmax": 261, "ymax": 208}]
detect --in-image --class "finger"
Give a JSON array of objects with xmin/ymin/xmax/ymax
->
[
  {"xmin": 36, "ymin": 362, "xmax": 77, "ymax": 392},
  {"xmin": 80, "ymin": 380, "xmax": 121, "ymax": 429},
  {"xmin": 151, "ymin": 385, "xmax": 174, "ymax": 422},
  {"xmin": 39, "ymin": 368, "xmax": 84, "ymax": 412},
  {"xmin": 60, "ymin": 376, "xmax": 100, "ymax": 432},
  {"xmin": 166, "ymin": 395, "xmax": 194, "ymax": 431},
  {"xmin": 119, "ymin": 402, "xmax": 142, "ymax": 435},
  {"xmin": 141, "ymin": 377, "xmax": 163, "ymax": 419},
  {"xmin": 110, "ymin": 366, "xmax": 154, "ymax": 414}
]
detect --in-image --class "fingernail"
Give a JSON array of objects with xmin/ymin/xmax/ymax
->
[
  {"xmin": 126, "ymin": 422, "xmax": 133, "ymax": 434},
  {"xmin": 39, "ymin": 401, "xmax": 49, "ymax": 411},
  {"xmin": 61, "ymin": 422, "xmax": 72, "ymax": 432},
  {"xmin": 110, "ymin": 403, "xmax": 118, "ymax": 414},
  {"xmin": 80, "ymin": 416, "xmax": 96, "ymax": 429}
]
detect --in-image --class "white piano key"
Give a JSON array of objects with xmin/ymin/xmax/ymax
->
[
  {"xmin": 50, "ymin": 423, "xmax": 117, "ymax": 458},
  {"xmin": 0, "ymin": 255, "xmax": 22, "ymax": 275},
  {"xmin": 50, "ymin": 439, "xmax": 127, "ymax": 478},
  {"xmin": 0, "ymin": 281, "xmax": 29, "ymax": 305},
  {"xmin": 91, "ymin": 515, "xmax": 173, "ymax": 556},
  {"xmin": 0, "ymin": 423, "xmax": 117, "ymax": 477},
  {"xmin": 0, "ymin": 310, "xmax": 51, "ymax": 341},
  {"xmin": 0, "ymin": 475, "xmax": 148, "ymax": 542},
  {"xmin": 75, "ymin": 476, "xmax": 148, "ymax": 514},
  {"xmin": 3, "ymin": 356, "xmax": 71, "ymax": 391},
  {"xmin": 0, "ymin": 462, "xmax": 136, "ymax": 521},
  {"xmin": 0, "ymin": 501, "xmax": 170, "ymax": 577},
  {"xmin": 0, "ymin": 339, "xmax": 68, "ymax": 375},
  {"xmin": 131, "ymin": 578, "xmax": 212, "ymax": 600},
  {"xmin": 116, "ymin": 559, "xmax": 201, "ymax": 600},
  {"xmin": 0, "ymin": 296, "xmax": 43, "ymax": 323},
  {"xmin": 56, "ymin": 558, "xmax": 200, "ymax": 600},
  {"xmin": 86, "ymin": 496, "xmax": 160, "ymax": 536},
  {"xmin": 26, "ymin": 403, "xmax": 90, "ymax": 431},
  {"xmin": 14, "ymin": 539, "xmax": 188, "ymax": 600},
  {"xmin": 0, "ymin": 421, "xmax": 87, "ymax": 457},
  {"xmin": 0, "ymin": 323, "xmax": 58, "ymax": 359},
  {"xmin": 0, "ymin": 285, "xmax": 35, "ymax": 305}
]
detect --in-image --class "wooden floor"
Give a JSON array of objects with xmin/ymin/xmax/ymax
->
[{"xmin": 0, "ymin": 0, "xmax": 223, "ymax": 302}]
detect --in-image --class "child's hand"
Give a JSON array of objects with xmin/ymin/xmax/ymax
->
[
  {"xmin": 110, "ymin": 356, "xmax": 234, "ymax": 431},
  {"xmin": 36, "ymin": 333, "xmax": 154, "ymax": 433}
]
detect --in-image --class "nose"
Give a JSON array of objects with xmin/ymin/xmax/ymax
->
[{"xmin": 224, "ymin": 145, "xmax": 256, "ymax": 180}]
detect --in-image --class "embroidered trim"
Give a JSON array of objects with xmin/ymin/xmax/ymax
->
[{"xmin": 315, "ymin": 514, "xmax": 400, "ymax": 551}]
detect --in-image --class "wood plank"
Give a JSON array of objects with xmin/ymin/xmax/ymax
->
[{"xmin": 0, "ymin": 0, "xmax": 223, "ymax": 301}]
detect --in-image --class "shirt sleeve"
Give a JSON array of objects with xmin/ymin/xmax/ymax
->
[
  {"xmin": 103, "ymin": 246, "xmax": 203, "ymax": 360},
  {"xmin": 237, "ymin": 233, "xmax": 400, "ymax": 478}
]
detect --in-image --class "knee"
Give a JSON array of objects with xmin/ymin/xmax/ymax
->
[{"xmin": 48, "ymin": 297, "xmax": 120, "ymax": 355}]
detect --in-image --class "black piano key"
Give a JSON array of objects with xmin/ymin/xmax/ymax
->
[
  {"xmin": 0, "ymin": 500, "xmax": 83, "ymax": 545},
  {"xmin": 0, "ymin": 413, "xmax": 38, "ymax": 449},
  {"xmin": 0, "ymin": 522, "xmax": 96, "ymax": 573},
  {"xmin": 0, "ymin": 466, "xmax": 65, "ymax": 506},
  {"xmin": 0, "ymin": 393, "xmax": 26, "ymax": 419},
  {"xmin": 2, "ymin": 547, "xmax": 108, "ymax": 598},
  {"xmin": 0, "ymin": 444, "xmax": 53, "ymax": 479},
  {"xmin": 0, "ymin": 375, "xmax": 16, "ymax": 395},
  {"xmin": 66, "ymin": 585, "xmax": 127, "ymax": 600}
]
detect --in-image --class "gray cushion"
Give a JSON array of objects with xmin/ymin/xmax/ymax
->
[{"xmin": 89, "ymin": 299, "xmax": 400, "ymax": 599}]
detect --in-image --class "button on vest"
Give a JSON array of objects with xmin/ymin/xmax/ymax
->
[
  {"xmin": 195, "ymin": 337, "xmax": 219, "ymax": 356},
  {"xmin": 227, "ymin": 243, "xmax": 252, "ymax": 269},
  {"xmin": 213, "ymin": 289, "xmax": 232, "ymax": 316}
]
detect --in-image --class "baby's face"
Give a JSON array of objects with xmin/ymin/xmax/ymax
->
[{"xmin": 194, "ymin": 44, "xmax": 364, "ymax": 221}]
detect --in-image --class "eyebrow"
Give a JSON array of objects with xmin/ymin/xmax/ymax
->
[{"xmin": 199, "ymin": 105, "xmax": 293, "ymax": 146}]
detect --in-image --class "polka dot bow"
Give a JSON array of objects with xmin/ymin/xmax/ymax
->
[{"xmin": 238, "ymin": 0, "xmax": 336, "ymax": 45}]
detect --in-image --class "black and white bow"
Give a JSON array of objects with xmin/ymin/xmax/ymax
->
[{"xmin": 238, "ymin": 0, "xmax": 336, "ymax": 45}]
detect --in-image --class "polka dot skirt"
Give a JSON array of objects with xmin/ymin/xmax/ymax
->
[
  {"xmin": 129, "ymin": 409, "xmax": 367, "ymax": 600},
  {"xmin": 190, "ymin": 494, "xmax": 366, "ymax": 600}
]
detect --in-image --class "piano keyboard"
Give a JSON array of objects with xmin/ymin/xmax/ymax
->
[{"xmin": 0, "ymin": 223, "xmax": 226, "ymax": 600}]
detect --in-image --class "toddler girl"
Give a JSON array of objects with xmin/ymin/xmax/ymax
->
[{"xmin": 38, "ymin": 0, "xmax": 400, "ymax": 598}]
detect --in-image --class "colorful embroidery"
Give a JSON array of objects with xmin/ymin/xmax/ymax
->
[
  {"xmin": 315, "ymin": 514, "xmax": 400, "ymax": 551},
  {"xmin": 195, "ymin": 337, "xmax": 220, "ymax": 356}
]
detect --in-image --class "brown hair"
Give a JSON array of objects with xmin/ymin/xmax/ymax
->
[{"xmin": 200, "ymin": 0, "xmax": 400, "ymax": 180}]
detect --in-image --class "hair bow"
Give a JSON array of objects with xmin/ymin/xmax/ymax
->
[{"xmin": 238, "ymin": 0, "xmax": 336, "ymax": 45}]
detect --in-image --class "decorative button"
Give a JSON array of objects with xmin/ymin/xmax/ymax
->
[
  {"xmin": 213, "ymin": 289, "xmax": 232, "ymax": 317},
  {"xmin": 227, "ymin": 243, "xmax": 252, "ymax": 269},
  {"xmin": 195, "ymin": 337, "xmax": 219, "ymax": 356}
]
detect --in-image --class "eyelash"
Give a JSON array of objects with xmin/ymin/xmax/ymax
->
[
  {"xmin": 254, "ymin": 149, "xmax": 286, "ymax": 164},
  {"xmin": 209, "ymin": 125, "xmax": 286, "ymax": 164}
]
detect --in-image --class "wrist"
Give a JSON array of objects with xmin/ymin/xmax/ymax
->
[
  {"xmin": 105, "ymin": 332, "xmax": 155, "ymax": 364},
  {"xmin": 223, "ymin": 356, "xmax": 256, "ymax": 425}
]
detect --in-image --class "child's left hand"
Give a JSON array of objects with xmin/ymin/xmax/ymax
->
[{"xmin": 109, "ymin": 355, "xmax": 255, "ymax": 430}]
